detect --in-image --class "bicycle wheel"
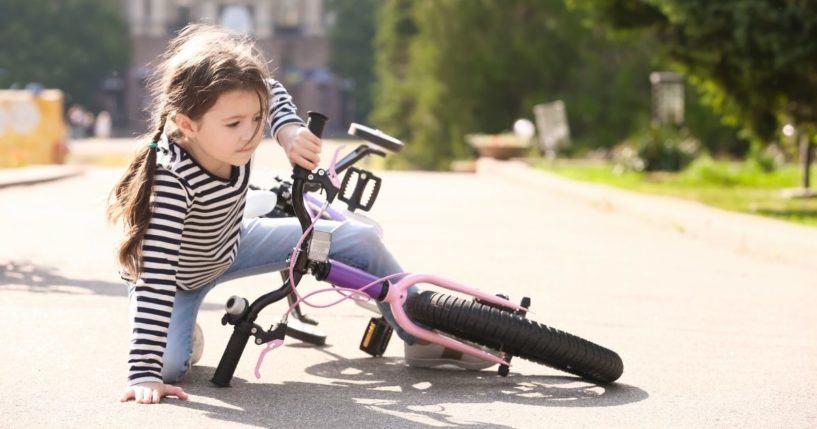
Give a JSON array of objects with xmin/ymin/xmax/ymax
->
[{"xmin": 405, "ymin": 291, "xmax": 623, "ymax": 384}]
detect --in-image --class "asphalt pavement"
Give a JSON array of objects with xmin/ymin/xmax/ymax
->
[{"xmin": 1, "ymin": 142, "xmax": 815, "ymax": 428}]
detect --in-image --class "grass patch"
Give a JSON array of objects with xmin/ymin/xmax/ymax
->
[{"xmin": 533, "ymin": 158, "xmax": 817, "ymax": 227}]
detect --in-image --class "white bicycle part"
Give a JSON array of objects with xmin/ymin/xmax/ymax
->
[
  {"xmin": 244, "ymin": 189, "xmax": 278, "ymax": 219},
  {"xmin": 191, "ymin": 322, "xmax": 204, "ymax": 365}
]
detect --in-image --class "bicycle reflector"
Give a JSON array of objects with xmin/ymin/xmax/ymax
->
[{"xmin": 339, "ymin": 167, "xmax": 381, "ymax": 212}]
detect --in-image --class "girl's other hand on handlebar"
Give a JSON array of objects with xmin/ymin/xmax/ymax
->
[
  {"xmin": 120, "ymin": 382, "xmax": 189, "ymax": 404},
  {"xmin": 279, "ymin": 124, "xmax": 322, "ymax": 170}
]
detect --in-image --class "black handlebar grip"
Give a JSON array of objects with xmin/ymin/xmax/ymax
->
[
  {"xmin": 306, "ymin": 111, "xmax": 328, "ymax": 138},
  {"xmin": 293, "ymin": 111, "xmax": 328, "ymax": 177},
  {"xmin": 211, "ymin": 324, "xmax": 252, "ymax": 387}
]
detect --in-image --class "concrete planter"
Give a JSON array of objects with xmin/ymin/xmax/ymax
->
[{"xmin": 466, "ymin": 133, "xmax": 531, "ymax": 160}]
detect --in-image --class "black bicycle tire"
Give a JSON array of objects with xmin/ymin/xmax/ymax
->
[{"xmin": 405, "ymin": 291, "xmax": 623, "ymax": 384}]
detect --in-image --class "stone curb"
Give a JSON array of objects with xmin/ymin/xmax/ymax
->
[
  {"xmin": 0, "ymin": 165, "xmax": 86, "ymax": 189},
  {"xmin": 476, "ymin": 158, "xmax": 817, "ymax": 272}
]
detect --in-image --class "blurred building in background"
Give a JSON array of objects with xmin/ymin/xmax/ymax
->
[{"xmin": 117, "ymin": 0, "xmax": 344, "ymax": 135}]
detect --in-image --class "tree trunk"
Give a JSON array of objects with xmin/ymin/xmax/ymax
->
[{"xmin": 800, "ymin": 133, "xmax": 813, "ymax": 190}]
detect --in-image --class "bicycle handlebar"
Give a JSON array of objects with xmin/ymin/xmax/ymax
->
[
  {"xmin": 294, "ymin": 111, "xmax": 328, "ymax": 177},
  {"xmin": 213, "ymin": 111, "xmax": 347, "ymax": 387},
  {"xmin": 291, "ymin": 111, "xmax": 329, "ymax": 232}
]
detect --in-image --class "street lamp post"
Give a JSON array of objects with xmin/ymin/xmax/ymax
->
[
  {"xmin": 650, "ymin": 71, "xmax": 684, "ymax": 126},
  {"xmin": 800, "ymin": 133, "xmax": 813, "ymax": 191},
  {"xmin": 783, "ymin": 123, "xmax": 815, "ymax": 195}
]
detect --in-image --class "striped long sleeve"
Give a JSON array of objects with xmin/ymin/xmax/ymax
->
[
  {"xmin": 127, "ymin": 171, "xmax": 189, "ymax": 386},
  {"xmin": 125, "ymin": 79, "xmax": 300, "ymax": 386},
  {"xmin": 267, "ymin": 78, "xmax": 305, "ymax": 138}
]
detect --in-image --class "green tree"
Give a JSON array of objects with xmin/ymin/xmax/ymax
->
[
  {"xmin": 574, "ymin": 0, "xmax": 817, "ymax": 183},
  {"xmin": 373, "ymin": 0, "xmax": 676, "ymax": 169},
  {"xmin": 327, "ymin": 0, "xmax": 376, "ymax": 123},
  {"xmin": 0, "ymin": 0, "xmax": 129, "ymax": 109},
  {"xmin": 371, "ymin": 0, "xmax": 419, "ymax": 153}
]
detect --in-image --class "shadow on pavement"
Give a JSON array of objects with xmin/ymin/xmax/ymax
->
[
  {"xmin": 0, "ymin": 259, "xmax": 126, "ymax": 297},
  {"xmin": 0, "ymin": 259, "xmax": 235, "ymax": 311},
  {"xmin": 174, "ymin": 350, "xmax": 647, "ymax": 428}
]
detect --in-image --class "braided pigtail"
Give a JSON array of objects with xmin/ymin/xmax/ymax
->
[
  {"xmin": 108, "ymin": 23, "xmax": 271, "ymax": 280},
  {"xmin": 107, "ymin": 111, "xmax": 167, "ymax": 279}
]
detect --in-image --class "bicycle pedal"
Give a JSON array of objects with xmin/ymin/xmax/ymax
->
[
  {"xmin": 339, "ymin": 167, "xmax": 381, "ymax": 212},
  {"xmin": 359, "ymin": 317, "xmax": 393, "ymax": 357}
]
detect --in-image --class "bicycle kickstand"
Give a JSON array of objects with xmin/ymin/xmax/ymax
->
[{"xmin": 280, "ymin": 271, "xmax": 320, "ymax": 326}]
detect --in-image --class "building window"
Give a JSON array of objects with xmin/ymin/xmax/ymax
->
[
  {"xmin": 219, "ymin": 4, "xmax": 255, "ymax": 35},
  {"xmin": 275, "ymin": 0, "xmax": 301, "ymax": 30}
]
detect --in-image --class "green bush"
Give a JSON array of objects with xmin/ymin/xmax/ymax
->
[
  {"xmin": 746, "ymin": 142, "xmax": 785, "ymax": 173},
  {"xmin": 677, "ymin": 156, "xmax": 740, "ymax": 186},
  {"xmin": 615, "ymin": 125, "xmax": 701, "ymax": 172},
  {"xmin": 676, "ymin": 156, "xmax": 802, "ymax": 188}
]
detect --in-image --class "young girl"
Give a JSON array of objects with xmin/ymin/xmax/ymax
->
[{"xmin": 109, "ymin": 24, "xmax": 488, "ymax": 405}]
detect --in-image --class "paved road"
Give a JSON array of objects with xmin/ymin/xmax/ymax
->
[{"xmin": 1, "ymin": 147, "xmax": 815, "ymax": 428}]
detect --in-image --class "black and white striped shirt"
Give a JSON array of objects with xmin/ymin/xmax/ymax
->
[{"xmin": 126, "ymin": 79, "xmax": 304, "ymax": 386}]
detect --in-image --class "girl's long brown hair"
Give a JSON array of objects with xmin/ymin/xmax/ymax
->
[{"xmin": 107, "ymin": 24, "xmax": 271, "ymax": 279}]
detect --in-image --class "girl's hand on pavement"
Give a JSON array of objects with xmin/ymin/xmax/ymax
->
[{"xmin": 120, "ymin": 382, "xmax": 189, "ymax": 404}]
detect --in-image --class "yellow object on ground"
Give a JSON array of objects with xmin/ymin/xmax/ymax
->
[{"xmin": 0, "ymin": 89, "xmax": 67, "ymax": 167}]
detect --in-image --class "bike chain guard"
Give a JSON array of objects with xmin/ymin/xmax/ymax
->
[{"xmin": 339, "ymin": 167, "xmax": 381, "ymax": 212}]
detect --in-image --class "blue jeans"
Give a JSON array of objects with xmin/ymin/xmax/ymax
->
[{"xmin": 130, "ymin": 217, "xmax": 415, "ymax": 384}]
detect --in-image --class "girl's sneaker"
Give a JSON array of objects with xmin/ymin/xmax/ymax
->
[
  {"xmin": 191, "ymin": 322, "xmax": 204, "ymax": 365},
  {"xmin": 403, "ymin": 341, "xmax": 497, "ymax": 370}
]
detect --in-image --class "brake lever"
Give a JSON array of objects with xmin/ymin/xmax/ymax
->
[
  {"xmin": 327, "ymin": 145, "xmax": 346, "ymax": 188},
  {"xmin": 300, "ymin": 145, "xmax": 350, "ymax": 202},
  {"xmin": 302, "ymin": 169, "xmax": 339, "ymax": 202}
]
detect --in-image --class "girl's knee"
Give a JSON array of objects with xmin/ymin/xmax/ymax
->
[
  {"xmin": 353, "ymin": 223, "xmax": 384, "ymax": 248},
  {"xmin": 333, "ymin": 220, "xmax": 400, "ymax": 274}
]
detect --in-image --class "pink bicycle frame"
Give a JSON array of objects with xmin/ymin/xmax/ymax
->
[
  {"xmin": 323, "ymin": 258, "xmax": 526, "ymax": 367},
  {"xmin": 299, "ymin": 137, "xmax": 525, "ymax": 367},
  {"xmin": 385, "ymin": 274, "xmax": 526, "ymax": 367}
]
